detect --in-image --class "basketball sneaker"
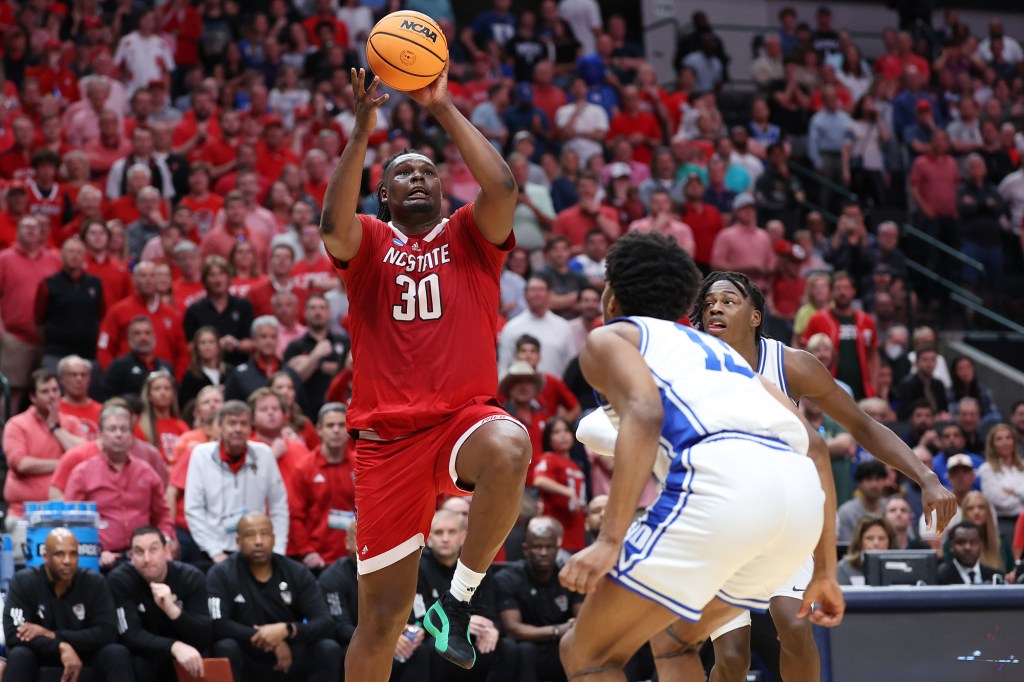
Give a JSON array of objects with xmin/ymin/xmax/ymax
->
[{"xmin": 424, "ymin": 592, "xmax": 476, "ymax": 669}]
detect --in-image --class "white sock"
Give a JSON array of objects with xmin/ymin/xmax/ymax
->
[{"xmin": 449, "ymin": 560, "xmax": 486, "ymax": 603}]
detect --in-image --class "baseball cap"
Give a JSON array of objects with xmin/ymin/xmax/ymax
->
[
  {"xmin": 512, "ymin": 130, "xmax": 535, "ymax": 146},
  {"xmin": 264, "ymin": 115, "xmax": 285, "ymax": 128},
  {"xmin": 83, "ymin": 16, "xmax": 103, "ymax": 29},
  {"xmin": 915, "ymin": 99, "xmax": 932, "ymax": 112},
  {"xmin": 947, "ymin": 454, "xmax": 975, "ymax": 472},
  {"xmin": 732, "ymin": 192, "xmax": 756, "ymax": 211},
  {"xmin": 609, "ymin": 162, "xmax": 632, "ymax": 179},
  {"xmin": 774, "ymin": 239, "xmax": 807, "ymax": 261},
  {"xmin": 684, "ymin": 171, "xmax": 704, "ymax": 186}
]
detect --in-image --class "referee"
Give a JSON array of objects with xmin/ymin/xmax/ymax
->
[{"xmin": 207, "ymin": 512, "xmax": 341, "ymax": 681}]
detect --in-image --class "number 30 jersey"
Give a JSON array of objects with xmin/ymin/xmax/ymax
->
[
  {"xmin": 599, "ymin": 317, "xmax": 809, "ymax": 483},
  {"xmin": 333, "ymin": 204, "xmax": 514, "ymax": 440}
]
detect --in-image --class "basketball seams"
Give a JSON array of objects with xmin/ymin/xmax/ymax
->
[
  {"xmin": 371, "ymin": 31, "xmax": 447, "ymax": 66},
  {"xmin": 366, "ymin": 10, "xmax": 449, "ymax": 91},
  {"xmin": 368, "ymin": 39, "xmax": 441, "ymax": 80}
]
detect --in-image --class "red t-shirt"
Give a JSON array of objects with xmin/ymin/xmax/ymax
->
[
  {"xmin": 534, "ymin": 452, "xmax": 587, "ymax": 551},
  {"xmin": 679, "ymin": 202, "xmax": 724, "ymax": 266},
  {"xmin": 537, "ymin": 374, "xmax": 578, "ymax": 421},
  {"xmin": 85, "ymin": 252, "xmax": 132, "ymax": 308},
  {"xmin": 607, "ymin": 110, "xmax": 661, "ymax": 165},
  {"xmin": 135, "ymin": 417, "xmax": 190, "ymax": 464},
  {"xmin": 59, "ymin": 399, "xmax": 103, "ymax": 441},
  {"xmin": 291, "ymin": 256, "xmax": 336, "ymax": 291},
  {"xmin": 334, "ymin": 203, "xmax": 513, "ymax": 440},
  {"xmin": 178, "ymin": 193, "xmax": 224, "ymax": 239},
  {"xmin": 772, "ymin": 273, "xmax": 806, "ymax": 320},
  {"xmin": 230, "ymin": 275, "xmax": 264, "ymax": 298}
]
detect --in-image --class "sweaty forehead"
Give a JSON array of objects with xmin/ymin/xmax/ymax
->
[
  {"xmin": 707, "ymin": 279, "xmax": 744, "ymax": 297},
  {"xmin": 389, "ymin": 153, "xmax": 435, "ymax": 173}
]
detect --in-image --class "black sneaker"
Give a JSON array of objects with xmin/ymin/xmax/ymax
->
[{"xmin": 423, "ymin": 592, "xmax": 476, "ymax": 669}]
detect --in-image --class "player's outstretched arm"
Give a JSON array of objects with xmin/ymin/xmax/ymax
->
[
  {"xmin": 758, "ymin": 376, "xmax": 844, "ymax": 627},
  {"xmin": 407, "ymin": 61, "xmax": 517, "ymax": 246},
  {"xmin": 785, "ymin": 349, "xmax": 957, "ymax": 534},
  {"xmin": 560, "ymin": 324, "xmax": 663, "ymax": 595},
  {"xmin": 319, "ymin": 69, "xmax": 389, "ymax": 263}
]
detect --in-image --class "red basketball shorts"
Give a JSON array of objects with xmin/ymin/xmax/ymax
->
[{"xmin": 353, "ymin": 399, "xmax": 526, "ymax": 574}]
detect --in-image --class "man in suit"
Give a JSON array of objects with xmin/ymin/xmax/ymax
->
[{"xmin": 937, "ymin": 522, "xmax": 1000, "ymax": 585}]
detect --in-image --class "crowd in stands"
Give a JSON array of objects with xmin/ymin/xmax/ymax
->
[{"xmin": 1, "ymin": 0, "xmax": 1024, "ymax": 679}]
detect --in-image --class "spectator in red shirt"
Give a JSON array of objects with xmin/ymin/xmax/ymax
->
[
  {"xmin": 533, "ymin": 417, "xmax": 587, "ymax": 552},
  {"xmin": 248, "ymin": 387, "xmax": 313, "ymax": 559},
  {"xmin": 56, "ymin": 355, "xmax": 103, "ymax": 442},
  {"xmin": 65, "ymin": 404, "xmax": 173, "ymax": 568},
  {"xmin": 96, "ymin": 260, "xmax": 189, "ymax": 374},
  {"xmin": 255, "ymin": 116, "xmax": 299, "ymax": 183},
  {"xmin": 136, "ymin": 370, "xmax": 190, "ymax": 465},
  {"xmin": 607, "ymin": 85, "xmax": 663, "ymax": 165},
  {"xmin": 291, "ymin": 402, "xmax": 356, "ymax": 567},
  {"xmin": 159, "ymin": 0, "xmax": 203, "ymax": 71},
  {"xmin": 195, "ymin": 107, "xmax": 240, "ymax": 176},
  {"xmin": 178, "ymin": 163, "xmax": 223, "ymax": 240},
  {"xmin": 530, "ymin": 59, "xmax": 568, "ymax": 128},
  {"xmin": 801, "ymin": 271, "xmax": 880, "ymax": 400},
  {"xmin": 291, "ymin": 224, "xmax": 336, "ymax": 292},
  {"xmin": 0, "ymin": 180, "xmax": 30, "ymax": 248},
  {"xmin": 553, "ymin": 172, "xmax": 622, "ymax": 250},
  {"xmin": 0, "ymin": 116, "xmax": 36, "ymax": 180},
  {"xmin": 201, "ymin": 190, "xmax": 271, "ymax": 268},
  {"xmin": 303, "ymin": 0, "xmax": 350, "ymax": 48},
  {"xmin": 249, "ymin": 243, "xmax": 309, "ymax": 319},
  {"xmin": 909, "ymin": 129, "xmax": 960, "ymax": 297},
  {"xmin": 56, "ymin": 184, "xmax": 105, "ymax": 246},
  {"xmin": 82, "ymin": 218, "xmax": 133, "ymax": 309},
  {"xmin": 84, "ymin": 108, "xmax": 133, "ymax": 183},
  {"xmin": 678, "ymin": 172, "xmax": 724, "ymax": 271},
  {"xmin": 26, "ymin": 39, "xmax": 79, "ymax": 104},
  {"xmin": 302, "ymin": 148, "xmax": 330, "ymax": 210},
  {"xmin": 710, "ymin": 192, "xmax": 777, "ymax": 294},
  {"xmin": 0, "ymin": 215, "xmax": 62, "ymax": 408}
]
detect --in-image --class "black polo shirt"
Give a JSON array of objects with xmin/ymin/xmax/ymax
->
[
  {"xmin": 493, "ymin": 559, "xmax": 582, "ymax": 627},
  {"xmin": 38, "ymin": 269, "xmax": 104, "ymax": 358},
  {"xmin": 100, "ymin": 353, "xmax": 175, "ymax": 400},
  {"xmin": 283, "ymin": 331, "xmax": 348, "ymax": 416},
  {"xmin": 183, "ymin": 294, "xmax": 254, "ymax": 365}
]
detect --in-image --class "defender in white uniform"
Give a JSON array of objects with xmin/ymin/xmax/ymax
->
[{"xmin": 558, "ymin": 233, "xmax": 843, "ymax": 682}]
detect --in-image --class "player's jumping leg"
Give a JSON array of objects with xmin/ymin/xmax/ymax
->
[
  {"xmin": 561, "ymin": 579, "xmax": 742, "ymax": 681},
  {"xmin": 770, "ymin": 596, "xmax": 819, "ymax": 682},
  {"xmin": 344, "ymin": 551, "xmax": 421, "ymax": 682},
  {"xmin": 648, "ymin": 627, "xmax": 707, "ymax": 681},
  {"xmin": 424, "ymin": 420, "xmax": 531, "ymax": 669}
]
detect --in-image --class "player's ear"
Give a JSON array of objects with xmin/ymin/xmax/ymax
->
[{"xmin": 750, "ymin": 308, "xmax": 762, "ymax": 330}]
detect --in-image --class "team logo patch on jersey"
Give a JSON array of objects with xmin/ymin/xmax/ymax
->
[
  {"xmin": 555, "ymin": 595, "xmax": 568, "ymax": 612},
  {"xmin": 73, "ymin": 603, "xmax": 86, "ymax": 621},
  {"xmin": 392, "ymin": 238, "xmax": 404, "ymax": 247}
]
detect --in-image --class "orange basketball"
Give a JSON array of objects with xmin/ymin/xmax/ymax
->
[{"xmin": 366, "ymin": 11, "xmax": 448, "ymax": 92}]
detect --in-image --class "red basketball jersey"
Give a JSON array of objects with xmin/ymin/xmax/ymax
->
[{"xmin": 334, "ymin": 204, "xmax": 513, "ymax": 440}]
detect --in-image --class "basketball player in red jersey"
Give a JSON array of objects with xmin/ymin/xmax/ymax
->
[{"xmin": 319, "ymin": 66, "xmax": 532, "ymax": 680}]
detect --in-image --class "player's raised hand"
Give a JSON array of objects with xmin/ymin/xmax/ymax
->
[
  {"xmin": 350, "ymin": 68, "xmax": 389, "ymax": 131},
  {"xmin": 797, "ymin": 577, "xmax": 845, "ymax": 628},
  {"xmin": 407, "ymin": 59, "xmax": 450, "ymax": 111},
  {"xmin": 559, "ymin": 537, "xmax": 619, "ymax": 594},
  {"xmin": 921, "ymin": 479, "xmax": 957, "ymax": 535}
]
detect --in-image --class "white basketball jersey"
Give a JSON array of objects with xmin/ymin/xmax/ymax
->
[
  {"xmin": 756, "ymin": 337, "xmax": 794, "ymax": 403},
  {"xmin": 599, "ymin": 317, "xmax": 808, "ymax": 483}
]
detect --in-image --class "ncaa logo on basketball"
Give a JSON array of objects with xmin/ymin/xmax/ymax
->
[{"xmin": 399, "ymin": 20, "xmax": 437, "ymax": 43}]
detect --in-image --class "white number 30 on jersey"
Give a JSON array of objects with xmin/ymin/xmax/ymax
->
[{"xmin": 393, "ymin": 273, "xmax": 443, "ymax": 321}]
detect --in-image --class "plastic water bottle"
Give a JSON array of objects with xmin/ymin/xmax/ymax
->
[
  {"xmin": 394, "ymin": 625, "xmax": 421, "ymax": 663},
  {"xmin": 0, "ymin": 535, "xmax": 14, "ymax": 594}
]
